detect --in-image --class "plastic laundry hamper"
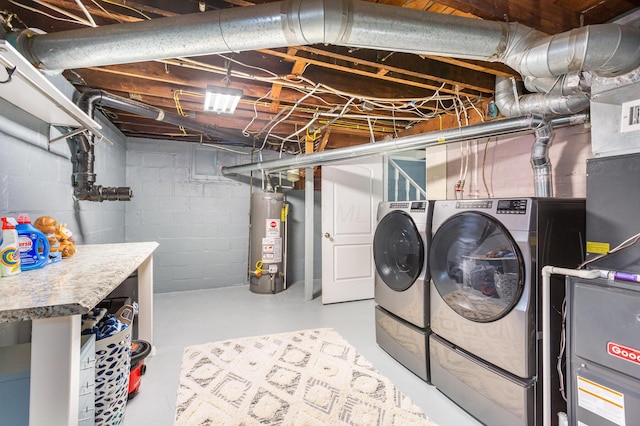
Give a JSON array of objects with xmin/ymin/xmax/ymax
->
[{"xmin": 94, "ymin": 305, "xmax": 134, "ymax": 426}]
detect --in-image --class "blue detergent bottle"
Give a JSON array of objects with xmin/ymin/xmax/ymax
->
[{"xmin": 16, "ymin": 214, "xmax": 50, "ymax": 271}]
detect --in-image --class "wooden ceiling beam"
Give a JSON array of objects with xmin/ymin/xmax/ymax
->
[
  {"xmin": 109, "ymin": 96, "xmax": 392, "ymax": 140},
  {"xmin": 259, "ymin": 48, "xmax": 485, "ymax": 97},
  {"xmin": 427, "ymin": 0, "xmax": 581, "ymax": 34},
  {"xmin": 421, "ymin": 55, "xmax": 518, "ymax": 79},
  {"xmin": 71, "ymin": 64, "xmax": 449, "ymax": 122},
  {"xmin": 398, "ymin": 98, "xmax": 491, "ymax": 136},
  {"xmin": 24, "ymin": 0, "xmax": 143, "ymax": 25},
  {"xmin": 270, "ymin": 52, "xmax": 307, "ymax": 113},
  {"xmin": 294, "ymin": 46, "xmax": 497, "ymax": 93}
]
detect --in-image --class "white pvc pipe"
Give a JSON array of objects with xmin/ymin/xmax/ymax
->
[{"xmin": 540, "ymin": 266, "xmax": 601, "ymax": 426}]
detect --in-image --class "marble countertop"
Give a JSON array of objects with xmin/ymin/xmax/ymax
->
[{"xmin": 0, "ymin": 241, "xmax": 159, "ymax": 323}]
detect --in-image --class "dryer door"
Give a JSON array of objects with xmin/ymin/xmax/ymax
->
[
  {"xmin": 373, "ymin": 211, "xmax": 424, "ymax": 292},
  {"xmin": 430, "ymin": 211, "xmax": 524, "ymax": 322}
]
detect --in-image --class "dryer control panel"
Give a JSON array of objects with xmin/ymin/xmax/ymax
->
[
  {"xmin": 390, "ymin": 201, "xmax": 427, "ymax": 212},
  {"xmin": 496, "ymin": 199, "xmax": 528, "ymax": 214},
  {"xmin": 410, "ymin": 201, "xmax": 427, "ymax": 212}
]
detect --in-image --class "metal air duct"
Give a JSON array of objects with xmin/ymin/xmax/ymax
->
[
  {"xmin": 531, "ymin": 121, "xmax": 554, "ymax": 197},
  {"xmin": 494, "ymin": 76, "xmax": 591, "ymax": 117},
  {"xmin": 222, "ymin": 113, "xmax": 589, "ymax": 198},
  {"xmin": 11, "ymin": 0, "xmax": 640, "ymax": 117}
]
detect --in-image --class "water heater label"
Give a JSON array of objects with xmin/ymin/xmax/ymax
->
[
  {"xmin": 261, "ymin": 237, "xmax": 282, "ymax": 263},
  {"xmin": 608, "ymin": 342, "xmax": 640, "ymax": 366},
  {"xmin": 577, "ymin": 376, "xmax": 625, "ymax": 426},
  {"xmin": 266, "ymin": 219, "xmax": 281, "ymax": 237}
]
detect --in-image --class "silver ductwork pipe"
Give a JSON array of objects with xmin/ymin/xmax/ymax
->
[
  {"xmin": 13, "ymin": 0, "xmax": 640, "ymax": 89},
  {"xmin": 222, "ymin": 114, "xmax": 589, "ymax": 199},
  {"xmin": 494, "ymin": 76, "xmax": 590, "ymax": 117},
  {"xmin": 523, "ymin": 73, "xmax": 589, "ymax": 96},
  {"xmin": 9, "ymin": 0, "xmax": 639, "ymax": 118},
  {"xmin": 512, "ymin": 24, "xmax": 640, "ymax": 79},
  {"xmin": 531, "ymin": 121, "xmax": 554, "ymax": 197},
  {"xmin": 14, "ymin": 0, "xmax": 509, "ymax": 71}
]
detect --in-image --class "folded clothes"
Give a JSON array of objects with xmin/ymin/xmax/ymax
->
[{"xmin": 81, "ymin": 307, "xmax": 129, "ymax": 340}]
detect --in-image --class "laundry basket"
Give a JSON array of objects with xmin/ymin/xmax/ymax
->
[
  {"xmin": 494, "ymin": 271, "xmax": 519, "ymax": 305},
  {"xmin": 93, "ymin": 305, "xmax": 134, "ymax": 426}
]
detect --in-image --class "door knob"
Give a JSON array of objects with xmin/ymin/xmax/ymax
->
[{"xmin": 324, "ymin": 232, "xmax": 331, "ymax": 239}]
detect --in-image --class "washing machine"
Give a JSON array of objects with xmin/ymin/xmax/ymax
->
[
  {"xmin": 373, "ymin": 200, "xmax": 433, "ymax": 382},
  {"xmin": 428, "ymin": 198, "xmax": 585, "ymax": 426}
]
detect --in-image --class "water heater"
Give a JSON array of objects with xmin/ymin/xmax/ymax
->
[{"xmin": 249, "ymin": 191, "xmax": 287, "ymax": 294}]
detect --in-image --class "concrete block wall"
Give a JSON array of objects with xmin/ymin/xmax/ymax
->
[
  {"xmin": 0, "ymin": 75, "xmax": 127, "ymax": 346},
  {"xmin": 0, "ymin": 94, "xmax": 127, "ymax": 243},
  {"xmin": 125, "ymin": 138, "xmax": 255, "ymax": 293},
  {"xmin": 444, "ymin": 124, "xmax": 591, "ymax": 199}
]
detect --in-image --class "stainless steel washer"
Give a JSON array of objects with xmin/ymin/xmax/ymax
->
[
  {"xmin": 428, "ymin": 198, "xmax": 585, "ymax": 425},
  {"xmin": 373, "ymin": 200, "xmax": 433, "ymax": 381}
]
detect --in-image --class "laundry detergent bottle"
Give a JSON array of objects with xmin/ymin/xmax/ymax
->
[
  {"xmin": 0, "ymin": 217, "xmax": 21, "ymax": 277},
  {"xmin": 16, "ymin": 214, "xmax": 50, "ymax": 271}
]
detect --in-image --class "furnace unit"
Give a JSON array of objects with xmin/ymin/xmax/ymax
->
[{"xmin": 566, "ymin": 276, "xmax": 640, "ymax": 426}]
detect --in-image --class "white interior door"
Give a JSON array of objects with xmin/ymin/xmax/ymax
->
[{"xmin": 321, "ymin": 156, "xmax": 383, "ymax": 304}]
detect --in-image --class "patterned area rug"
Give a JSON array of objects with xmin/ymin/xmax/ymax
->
[{"xmin": 175, "ymin": 328, "xmax": 435, "ymax": 425}]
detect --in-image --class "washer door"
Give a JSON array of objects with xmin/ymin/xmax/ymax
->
[
  {"xmin": 430, "ymin": 211, "xmax": 524, "ymax": 322},
  {"xmin": 373, "ymin": 211, "xmax": 424, "ymax": 292}
]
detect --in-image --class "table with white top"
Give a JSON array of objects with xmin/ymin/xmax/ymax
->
[{"xmin": 0, "ymin": 241, "xmax": 159, "ymax": 426}]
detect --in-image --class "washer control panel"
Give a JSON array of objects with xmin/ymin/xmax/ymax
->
[
  {"xmin": 456, "ymin": 200, "xmax": 492, "ymax": 209},
  {"xmin": 496, "ymin": 199, "xmax": 528, "ymax": 214}
]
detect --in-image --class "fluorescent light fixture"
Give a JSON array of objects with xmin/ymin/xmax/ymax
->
[{"xmin": 203, "ymin": 85, "xmax": 242, "ymax": 114}]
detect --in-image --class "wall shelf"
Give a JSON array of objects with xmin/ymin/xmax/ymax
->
[{"xmin": 0, "ymin": 39, "xmax": 111, "ymax": 146}]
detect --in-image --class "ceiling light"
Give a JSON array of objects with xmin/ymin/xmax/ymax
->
[{"xmin": 203, "ymin": 86, "xmax": 242, "ymax": 114}]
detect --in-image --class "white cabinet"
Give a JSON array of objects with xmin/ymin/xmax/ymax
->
[{"xmin": 0, "ymin": 39, "xmax": 111, "ymax": 145}]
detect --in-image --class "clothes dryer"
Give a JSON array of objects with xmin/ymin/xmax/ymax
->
[
  {"xmin": 428, "ymin": 198, "xmax": 585, "ymax": 426},
  {"xmin": 373, "ymin": 200, "xmax": 433, "ymax": 381}
]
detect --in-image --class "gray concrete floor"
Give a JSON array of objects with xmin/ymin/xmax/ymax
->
[{"xmin": 121, "ymin": 282, "xmax": 481, "ymax": 426}]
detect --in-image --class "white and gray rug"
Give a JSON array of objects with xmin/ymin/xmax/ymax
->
[{"xmin": 175, "ymin": 328, "xmax": 435, "ymax": 425}]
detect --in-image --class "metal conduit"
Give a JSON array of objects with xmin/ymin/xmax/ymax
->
[
  {"xmin": 79, "ymin": 90, "xmax": 253, "ymax": 144},
  {"xmin": 221, "ymin": 113, "xmax": 588, "ymax": 174}
]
